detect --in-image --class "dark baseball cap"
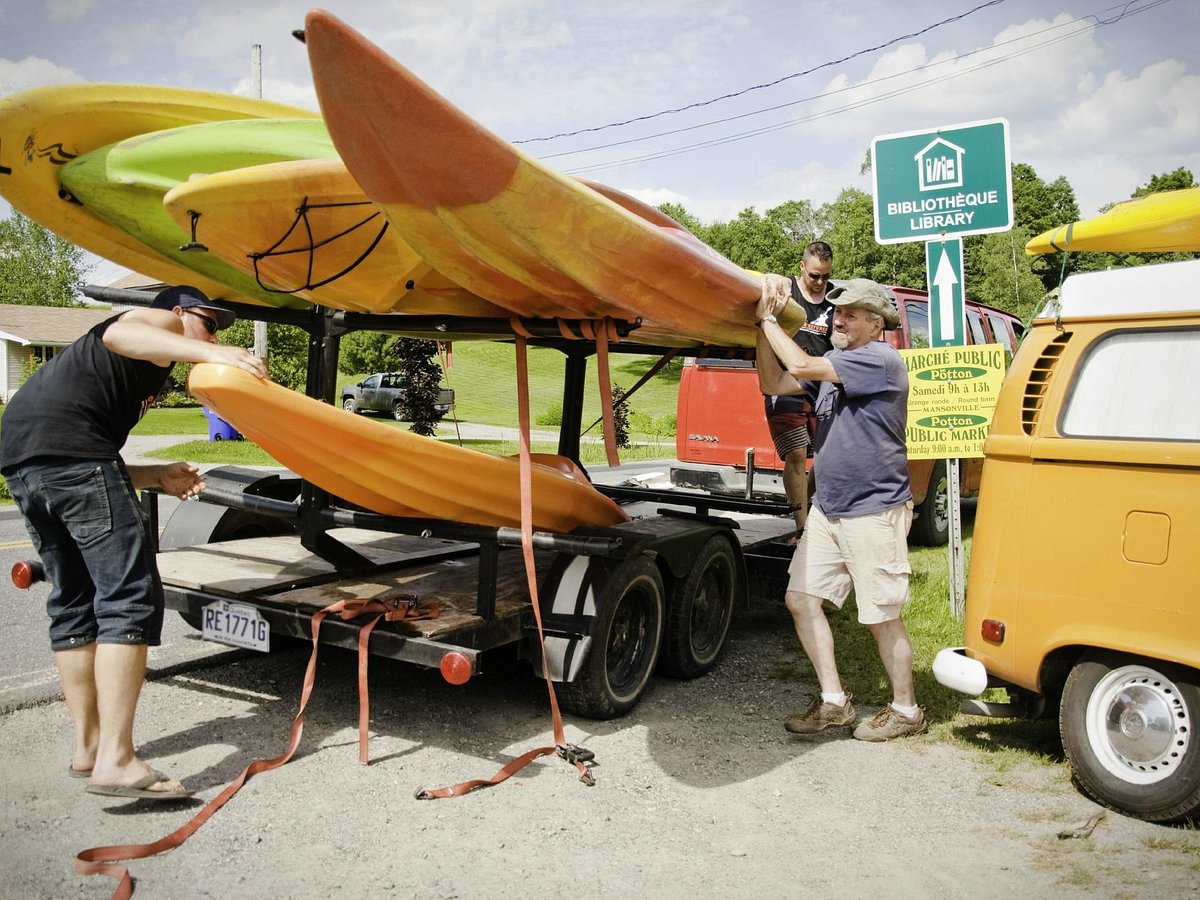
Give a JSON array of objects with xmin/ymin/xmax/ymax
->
[{"xmin": 150, "ymin": 284, "xmax": 236, "ymax": 330}]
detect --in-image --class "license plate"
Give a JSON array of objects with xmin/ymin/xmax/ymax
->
[{"xmin": 201, "ymin": 600, "xmax": 270, "ymax": 652}]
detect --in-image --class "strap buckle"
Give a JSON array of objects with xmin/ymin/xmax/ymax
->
[{"xmin": 556, "ymin": 743, "xmax": 595, "ymax": 765}]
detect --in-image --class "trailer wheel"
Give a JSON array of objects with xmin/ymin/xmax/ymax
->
[
  {"xmin": 909, "ymin": 460, "xmax": 949, "ymax": 546},
  {"xmin": 558, "ymin": 555, "xmax": 664, "ymax": 719},
  {"xmin": 659, "ymin": 534, "xmax": 738, "ymax": 679},
  {"xmin": 1060, "ymin": 650, "xmax": 1200, "ymax": 822}
]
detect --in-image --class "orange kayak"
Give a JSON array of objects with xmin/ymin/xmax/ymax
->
[{"xmin": 188, "ymin": 363, "xmax": 630, "ymax": 532}]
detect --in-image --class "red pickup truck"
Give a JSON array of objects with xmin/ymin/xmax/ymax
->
[{"xmin": 671, "ymin": 283, "xmax": 1024, "ymax": 544}]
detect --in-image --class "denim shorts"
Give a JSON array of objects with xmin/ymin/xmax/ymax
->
[{"xmin": 5, "ymin": 458, "xmax": 164, "ymax": 650}]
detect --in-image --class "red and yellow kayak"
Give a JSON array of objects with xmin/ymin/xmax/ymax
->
[
  {"xmin": 188, "ymin": 363, "xmax": 630, "ymax": 533},
  {"xmin": 303, "ymin": 10, "xmax": 795, "ymax": 347}
]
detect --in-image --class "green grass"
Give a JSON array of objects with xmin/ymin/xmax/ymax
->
[
  {"xmin": 130, "ymin": 407, "xmax": 209, "ymax": 436},
  {"xmin": 370, "ymin": 341, "xmax": 682, "ymax": 429}
]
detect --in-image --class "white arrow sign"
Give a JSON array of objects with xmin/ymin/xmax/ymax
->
[
  {"xmin": 925, "ymin": 237, "xmax": 965, "ymax": 346},
  {"xmin": 932, "ymin": 246, "xmax": 960, "ymax": 338}
]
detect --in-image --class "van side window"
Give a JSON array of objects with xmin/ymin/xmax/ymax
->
[
  {"xmin": 985, "ymin": 312, "xmax": 1017, "ymax": 354},
  {"xmin": 1062, "ymin": 329, "xmax": 1200, "ymax": 440},
  {"xmin": 966, "ymin": 308, "xmax": 987, "ymax": 345},
  {"xmin": 904, "ymin": 301, "xmax": 930, "ymax": 348}
]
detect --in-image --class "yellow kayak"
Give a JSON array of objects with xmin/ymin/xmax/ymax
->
[
  {"xmin": 303, "ymin": 10, "xmax": 801, "ymax": 348},
  {"xmin": 1026, "ymin": 187, "xmax": 1200, "ymax": 255},
  {"xmin": 0, "ymin": 83, "xmax": 317, "ymax": 303},
  {"xmin": 188, "ymin": 364, "xmax": 630, "ymax": 533},
  {"xmin": 163, "ymin": 157, "xmax": 511, "ymax": 317}
]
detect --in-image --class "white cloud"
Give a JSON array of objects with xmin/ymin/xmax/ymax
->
[{"xmin": 0, "ymin": 56, "xmax": 84, "ymax": 95}]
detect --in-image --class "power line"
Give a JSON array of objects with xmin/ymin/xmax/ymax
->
[
  {"xmin": 556, "ymin": 0, "xmax": 1170, "ymax": 176},
  {"xmin": 515, "ymin": 0, "xmax": 1011, "ymax": 145}
]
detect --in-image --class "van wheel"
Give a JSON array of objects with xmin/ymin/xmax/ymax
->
[
  {"xmin": 659, "ymin": 535, "xmax": 739, "ymax": 679},
  {"xmin": 1060, "ymin": 651, "xmax": 1200, "ymax": 822},
  {"xmin": 558, "ymin": 555, "xmax": 664, "ymax": 719},
  {"xmin": 909, "ymin": 460, "xmax": 949, "ymax": 546}
]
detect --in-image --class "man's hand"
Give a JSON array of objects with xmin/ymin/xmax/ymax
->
[
  {"xmin": 158, "ymin": 461, "xmax": 206, "ymax": 500},
  {"xmin": 757, "ymin": 274, "xmax": 791, "ymax": 321},
  {"xmin": 207, "ymin": 345, "xmax": 270, "ymax": 380}
]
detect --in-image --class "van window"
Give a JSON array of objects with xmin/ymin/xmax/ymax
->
[
  {"xmin": 966, "ymin": 308, "xmax": 987, "ymax": 345},
  {"xmin": 904, "ymin": 301, "xmax": 930, "ymax": 348},
  {"xmin": 985, "ymin": 311, "xmax": 1017, "ymax": 353},
  {"xmin": 1061, "ymin": 329, "xmax": 1200, "ymax": 440}
]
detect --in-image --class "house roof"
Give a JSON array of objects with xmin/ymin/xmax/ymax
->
[{"xmin": 0, "ymin": 304, "xmax": 118, "ymax": 346}]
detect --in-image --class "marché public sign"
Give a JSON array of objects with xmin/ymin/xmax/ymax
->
[{"xmin": 872, "ymin": 118, "xmax": 1013, "ymax": 244}]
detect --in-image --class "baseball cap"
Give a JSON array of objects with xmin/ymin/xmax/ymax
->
[
  {"xmin": 826, "ymin": 278, "xmax": 900, "ymax": 330},
  {"xmin": 150, "ymin": 284, "xmax": 236, "ymax": 330}
]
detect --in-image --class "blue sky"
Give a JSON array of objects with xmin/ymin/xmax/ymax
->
[{"xmin": 1, "ymin": 1, "xmax": 1196, "ymax": 281}]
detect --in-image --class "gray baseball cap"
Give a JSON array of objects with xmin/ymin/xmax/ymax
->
[{"xmin": 826, "ymin": 279, "xmax": 900, "ymax": 330}]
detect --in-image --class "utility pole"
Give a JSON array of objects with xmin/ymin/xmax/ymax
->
[{"xmin": 251, "ymin": 43, "xmax": 269, "ymax": 362}]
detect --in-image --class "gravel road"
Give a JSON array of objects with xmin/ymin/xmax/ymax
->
[{"xmin": 2, "ymin": 596, "xmax": 1198, "ymax": 899}]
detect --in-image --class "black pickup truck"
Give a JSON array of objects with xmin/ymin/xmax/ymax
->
[{"xmin": 340, "ymin": 372, "xmax": 455, "ymax": 421}]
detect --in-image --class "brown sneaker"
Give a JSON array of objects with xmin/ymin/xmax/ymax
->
[
  {"xmin": 784, "ymin": 694, "xmax": 856, "ymax": 734},
  {"xmin": 852, "ymin": 705, "xmax": 927, "ymax": 742}
]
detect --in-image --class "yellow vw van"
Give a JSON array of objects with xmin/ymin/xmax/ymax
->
[{"xmin": 934, "ymin": 257, "xmax": 1200, "ymax": 823}]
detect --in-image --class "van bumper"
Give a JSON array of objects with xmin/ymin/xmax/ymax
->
[
  {"xmin": 933, "ymin": 647, "xmax": 988, "ymax": 695},
  {"xmin": 933, "ymin": 647, "xmax": 1046, "ymax": 718}
]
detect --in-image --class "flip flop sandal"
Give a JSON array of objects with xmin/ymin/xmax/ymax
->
[
  {"xmin": 68, "ymin": 765, "xmax": 93, "ymax": 779},
  {"xmin": 85, "ymin": 771, "xmax": 195, "ymax": 801}
]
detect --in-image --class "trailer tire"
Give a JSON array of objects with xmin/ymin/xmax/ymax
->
[
  {"xmin": 909, "ymin": 460, "xmax": 949, "ymax": 546},
  {"xmin": 1060, "ymin": 650, "xmax": 1200, "ymax": 823},
  {"xmin": 558, "ymin": 555, "xmax": 664, "ymax": 719},
  {"xmin": 659, "ymin": 534, "xmax": 738, "ymax": 679}
]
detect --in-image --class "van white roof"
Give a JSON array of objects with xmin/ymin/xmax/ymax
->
[{"xmin": 1036, "ymin": 258, "xmax": 1200, "ymax": 321}]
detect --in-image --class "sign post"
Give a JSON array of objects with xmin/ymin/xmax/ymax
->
[{"xmin": 872, "ymin": 118, "xmax": 1012, "ymax": 619}]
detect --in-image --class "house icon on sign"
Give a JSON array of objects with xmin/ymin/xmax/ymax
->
[{"xmin": 915, "ymin": 137, "xmax": 965, "ymax": 192}]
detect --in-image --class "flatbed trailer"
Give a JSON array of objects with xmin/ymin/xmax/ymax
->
[{"xmin": 88, "ymin": 287, "xmax": 795, "ymax": 718}]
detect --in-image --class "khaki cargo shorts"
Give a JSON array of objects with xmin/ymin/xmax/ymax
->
[{"xmin": 786, "ymin": 502, "xmax": 913, "ymax": 624}]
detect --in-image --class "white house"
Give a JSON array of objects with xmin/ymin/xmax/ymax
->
[{"xmin": 0, "ymin": 304, "xmax": 116, "ymax": 401}]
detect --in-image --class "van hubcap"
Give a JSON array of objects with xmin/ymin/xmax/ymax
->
[{"xmin": 1088, "ymin": 665, "xmax": 1190, "ymax": 784}]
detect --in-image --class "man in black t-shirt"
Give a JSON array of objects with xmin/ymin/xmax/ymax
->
[
  {"xmin": 1, "ymin": 285, "xmax": 267, "ymax": 800},
  {"xmin": 759, "ymin": 241, "xmax": 835, "ymax": 540}
]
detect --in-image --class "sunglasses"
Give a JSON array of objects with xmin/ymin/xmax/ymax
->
[
  {"xmin": 184, "ymin": 308, "xmax": 218, "ymax": 335},
  {"xmin": 803, "ymin": 269, "xmax": 831, "ymax": 283}
]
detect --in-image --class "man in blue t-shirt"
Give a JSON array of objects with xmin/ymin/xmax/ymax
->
[
  {"xmin": 755, "ymin": 276, "xmax": 924, "ymax": 742},
  {"xmin": 1, "ymin": 285, "xmax": 268, "ymax": 799}
]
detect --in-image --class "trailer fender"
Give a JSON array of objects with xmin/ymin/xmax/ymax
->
[{"xmin": 159, "ymin": 466, "xmax": 302, "ymax": 548}]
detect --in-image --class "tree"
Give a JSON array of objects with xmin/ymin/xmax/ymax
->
[
  {"xmin": 821, "ymin": 187, "xmax": 925, "ymax": 287},
  {"xmin": 339, "ymin": 330, "xmax": 402, "ymax": 375},
  {"xmin": 0, "ymin": 210, "xmax": 91, "ymax": 305},
  {"xmin": 395, "ymin": 338, "xmax": 446, "ymax": 436},
  {"xmin": 963, "ymin": 229, "xmax": 1048, "ymax": 322},
  {"xmin": 656, "ymin": 202, "xmax": 705, "ymax": 238},
  {"xmin": 1132, "ymin": 166, "xmax": 1194, "ymax": 198}
]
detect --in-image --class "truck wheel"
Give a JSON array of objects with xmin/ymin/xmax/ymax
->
[
  {"xmin": 659, "ymin": 534, "xmax": 738, "ymax": 679},
  {"xmin": 909, "ymin": 460, "xmax": 949, "ymax": 546},
  {"xmin": 558, "ymin": 555, "xmax": 664, "ymax": 719},
  {"xmin": 1060, "ymin": 650, "xmax": 1200, "ymax": 822},
  {"xmin": 342, "ymin": 397, "xmax": 358, "ymax": 414},
  {"xmin": 393, "ymin": 401, "xmax": 407, "ymax": 421}
]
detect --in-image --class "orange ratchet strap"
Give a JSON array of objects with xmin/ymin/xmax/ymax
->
[
  {"xmin": 414, "ymin": 331, "xmax": 596, "ymax": 799},
  {"xmin": 75, "ymin": 594, "xmax": 438, "ymax": 899}
]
